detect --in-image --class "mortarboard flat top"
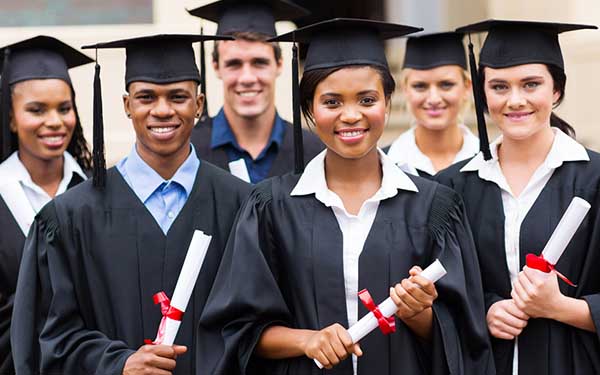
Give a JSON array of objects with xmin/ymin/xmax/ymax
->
[
  {"xmin": 403, "ymin": 32, "xmax": 467, "ymax": 70},
  {"xmin": 270, "ymin": 18, "xmax": 422, "ymax": 71},
  {"xmin": 82, "ymin": 34, "xmax": 232, "ymax": 88},
  {"xmin": 187, "ymin": 0, "xmax": 309, "ymax": 37},
  {"xmin": 1, "ymin": 35, "xmax": 93, "ymax": 86},
  {"xmin": 456, "ymin": 19, "xmax": 597, "ymax": 69}
]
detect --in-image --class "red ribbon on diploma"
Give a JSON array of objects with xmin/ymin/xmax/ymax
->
[
  {"xmin": 144, "ymin": 291, "xmax": 184, "ymax": 345},
  {"xmin": 358, "ymin": 289, "xmax": 396, "ymax": 335},
  {"xmin": 525, "ymin": 253, "xmax": 577, "ymax": 287}
]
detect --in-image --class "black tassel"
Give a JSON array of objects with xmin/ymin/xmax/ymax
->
[
  {"xmin": 92, "ymin": 60, "xmax": 106, "ymax": 188},
  {"xmin": 199, "ymin": 26, "xmax": 208, "ymax": 121},
  {"xmin": 292, "ymin": 42, "xmax": 304, "ymax": 174},
  {"xmin": 1, "ymin": 49, "xmax": 11, "ymax": 162},
  {"xmin": 467, "ymin": 36, "xmax": 491, "ymax": 160}
]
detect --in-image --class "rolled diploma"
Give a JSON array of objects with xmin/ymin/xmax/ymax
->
[
  {"xmin": 315, "ymin": 259, "xmax": 447, "ymax": 368},
  {"xmin": 160, "ymin": 230, "xmax": 212, "ymax": 345},
  {"xmin": 539, "ymin": 197, "xmax": 590, "ymax": 265}
]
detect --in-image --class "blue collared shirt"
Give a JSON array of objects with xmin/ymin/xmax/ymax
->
[
  {"xmin": 116, "ymin": 144, "xmax": 200, "ymax": 234},
  {"xmin": 211, "ymin": 108, "xmax": 286, "ymax": 183}
]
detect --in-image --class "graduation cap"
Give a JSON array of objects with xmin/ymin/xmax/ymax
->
[
  {"xmin": 455, "ymin": 20, "xmax": 597, "ymax": 160},
  {"xmin": 0, "ymin": 35, "xmax": 94, "ymax": 162},
  {"xmin": 269, "ymin": 18, "xmax": 422, "ymax": 173},
  {"xmin": 187, "ymin": 0, "xmax": 310, "ymax": 37},
  {"xmin": 188, "ymin": 0, "xmax": 309, "ymax": 122},
  {"xmin": 403, "ymin": 32, "xmax": 467, "ymax": 70},
  {"xmin": 81, "ymin": 33, "xmax": 233, "ymax": 188}
]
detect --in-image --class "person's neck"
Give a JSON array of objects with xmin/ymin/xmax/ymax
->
[
  {"xmin": 223, "ymin": 104, "xmax": 276, "ymax": 159},
  {"xmin": 324, "ymin": 147, "xmax": 382, "ymax": 201},
  {"xmin": 136, "ymin": 142, "xmax": 191, "ymax": 180},
  {"xmin": 414, "ymin": 123, "xmax": 464, "ymax": 157},
  {"xmin": 498, "ymin": 126, "xmax": 555, "ymax": 168},
  {"xmin": 18, "ymin": 150, "xmax": 64, "ymax": 198}
]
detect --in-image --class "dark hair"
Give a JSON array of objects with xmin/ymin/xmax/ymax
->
[
  {"xmin": 299, "ymin": 64, "xmax": 395, "ymax": 126},
  {"xmin": 7, "ymin": 82, "xmax": 93, "ymax": 171},
  {"xmin": 479, "ymin": 64, "xmax": 575, "ymax": 138},
  {"xmin": 212, "ymin": 31, "xmax": 282, "ymax": 65}
]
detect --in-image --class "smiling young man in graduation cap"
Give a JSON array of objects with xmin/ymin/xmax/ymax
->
[
  {"xmin": 10, "ymin": 34, "xmax": 251, "ymax": 375},
  {"xmin": 187, "ymin": 0, "xmax": 323, "ymax": 183}
]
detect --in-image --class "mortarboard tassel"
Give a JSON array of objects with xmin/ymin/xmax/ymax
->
[
  {"xmin": 1, "ymin": 49, "xmax": 11, "ymax": 162},
  {"xmin": 199, "ymin": 26, "xmax": 208, "ymax": 121},
  {"xmin": 292, "ymin": 41, "xmax": 304, "ymax": 174},
  {"xmin": 467, "ymin": 35, "xmax": 491, "ymax": 161},
  {"xmin": 92, "ymin": 57, "xmax": 106, "ymax": 188}
]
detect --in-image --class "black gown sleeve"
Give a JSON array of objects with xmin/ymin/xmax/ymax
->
[
  {"xmin": 426, "ymin": 185, "xmax": 495, "ymax": 375},
  {"xmin": 12, "ymin": 203, "xmax": 135, "ymax": 374},
  {"xmin": 197, "ymin": 182, "xmax": 291, "ymax": 375}
]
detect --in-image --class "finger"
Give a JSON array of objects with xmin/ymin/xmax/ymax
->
[
  {"xmin": 148, "ymin": 345, "xmax": 176, "ymax": 359},
  {"xmin": 410, "ymin": 274, "xmax": 436, "ymax": 294},
  {"xmin": 505, "ymin": 300, "xmax": 529, "ymax": 320},
  {"xmin": 353, "ymin": 343, "xmax": 363, "ymax": 357},
  {"xmin": 494, "ymin": 321, "xmax": 523, "ymax": 337},
  {"xmin": 405, "ymin": 277, "xmax": 436, "ymax": 301},
  {"xmin": 511, "ymin": 281, "xmax": 529, "ymax": 308},
  {"xmin": 148, "ymin": 354, "xmax": 177, "ymax": 371},
  {"xmin": 322, "ymin": 338, "xmax": 341, "ymax": 366},
  {"xmin": 408, "ymin": 266, "xmax": 423, "ymax": 276},
  {"xmin": 489, "ymin": 328, "xmax": 515, "ymax": 340},
  {"xmin": 335, "ymin": 326, "xmax": 354, "ymax": 352},
  {"xmin": 400, "ymin": 279, "xmax": 429, "ymax": 311},
  {"xmin": 316, "ymin": 350, "xmax": 332, "ymax": 369},
  {"xmin": 172, "ymin": 345, "xmax": 187, "ymax": 355},
  {"xmin": 498, "ymin": 308, "xmax": 528, "ymax": 329},
  {"xmin": 330, "ymin": 332, "xmax": 349, "ymax": 360},
  {"xmin": 390, "ymin": 286, "xmax": 403, "ymax": 306}
]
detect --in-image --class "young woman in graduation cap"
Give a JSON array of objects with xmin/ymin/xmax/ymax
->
[
  {"xmin": 436, "ymin": 20, "xmax": 600, "ymax": 375},
  {"xmin": 198, "ymin": 18, "xmax": 494, "ymax": 375},
  {"xmin": 386, "ymin": 32, "xmax": 479, "ymax": 178},
  {"xmin": 0, "ymin": 35, "xmax": 92, "ymax": 374}
]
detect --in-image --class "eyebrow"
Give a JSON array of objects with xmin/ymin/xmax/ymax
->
[{"xmin": 487, "ymin": 75, "xmax": 545, "ymax": 83}]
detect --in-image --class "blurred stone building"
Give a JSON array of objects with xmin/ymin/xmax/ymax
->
[{"xmin": 0, "ymin": 0, "xmax": 598, "ymax": 165}]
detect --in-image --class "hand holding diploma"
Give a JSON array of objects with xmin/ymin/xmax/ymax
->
[{"xmin": 313, "ymin": 260, "xmax": 447, "ymax": 368}]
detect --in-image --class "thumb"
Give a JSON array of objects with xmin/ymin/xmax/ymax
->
[
  {"xmin": 353, "ymin": 343, "xmax": 363, "ymax": 357},
  {"xmin": 173, "ymin": 345, "xmax": 188, "ymax": 355}
]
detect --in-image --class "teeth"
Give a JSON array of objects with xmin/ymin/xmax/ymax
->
[
  {"xmin": 239, "ymin": 91, "xmax": 258, "ymax": 97},
  {"xmin": 340, "ymin": 130, "xmax": 363, "ymax": 137},
  {"xmin": 150, "ymin": 127, "xmax": 176, "ymax": 134},
  {"xmin": 41, "ymin": 136, "xmax": 64, "ymax": 143}
]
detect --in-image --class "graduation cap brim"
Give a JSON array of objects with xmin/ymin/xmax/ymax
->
[
  {"xmin": 456, "ymin": 19, "xmax": 597, "ymax": 34},
  {"xmin": 270, "ymin": 18, "xmax": 422, "ymax": 43},
  {"xmin": 403, "ymin": 31, "xmax": 467, "ymax": 70},
  {"xmin": 81, "ymin": 33, "xmax": 233, "ymax": 50},
  {"xmin": 187, "ymin": 0, "xmax": 309, "ymax": 23},
  {"xmin": 0, "ymin": 35, "xmax": 94, "ymax": 70}
]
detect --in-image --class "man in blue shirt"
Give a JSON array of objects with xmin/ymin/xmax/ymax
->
[
  {"xmin": 11, "ymin": 34, "xmax": 251, "ymax": 375},
  {"xmin": 188, "ymin": 0, "xmax": 323, "ymax": 183}
]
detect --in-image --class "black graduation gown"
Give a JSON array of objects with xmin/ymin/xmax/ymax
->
[
  {"xmin": 436, "ymin": 150, "xmax": 600, "ymax": 375},
  {"xmin": 198, "ymin": 173, "xmax": 494, "ymax": 375},
  {"xmin": 190, "ymin": 116, "xmax": 324, "ymax": 177},
  {"xmin": 0, "ymin": 173, "xmax": 84, "ymax": 375},
  {"xmin": 10, "ymin": 162, "xmax": 250, "ymax": 375}
]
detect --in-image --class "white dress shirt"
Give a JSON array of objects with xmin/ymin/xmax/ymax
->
[
  {"xmin": 291, "ymin": 148, "xmax": 418, "ymax": 374},
  {"xmin": 0, "ymin": 151, "xmax": 86, "ymax": 234},
  {"xmin": 387, "ymin": 124, "xmax": 479, "ymax": 176},
  {"xmin": 460, "ymin": 127, "xmax": 589, "ymax": 375}
]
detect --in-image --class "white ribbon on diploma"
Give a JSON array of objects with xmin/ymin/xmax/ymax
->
[{"xmin": 315, "ymin": 259, "xmax": 447, "ymax": 369}]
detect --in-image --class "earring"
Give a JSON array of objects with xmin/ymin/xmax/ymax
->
[{"xmin": 126, "ymin": 113, "xmax": 131, "ymax": 118}]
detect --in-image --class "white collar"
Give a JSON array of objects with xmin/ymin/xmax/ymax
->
[
  {"xmin": 0, "ymin": 150, "xmax": 87, "ymax": 188},
  {"xmin": 461, "ymin": 127, "xmax": 589, "ymax": 174},
  {"xmin": 387, "ymin": 124, "xmax": 479, "ymax": 176},
  {"xmin": 291, "ymin": 148, "xmax": 418, "ymax": 206}
]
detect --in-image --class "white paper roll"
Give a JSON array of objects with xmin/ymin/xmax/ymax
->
[
  {"xmin": 541, "ymin": 197, "xmax": 590, "ymax": 265},
  {"xmin": 315, "ymin": 259, "xmax": 447, "ymax": 368},
  {"xmin": 153, "ymin": 230, "xmax": 212, "ymax": 346}
]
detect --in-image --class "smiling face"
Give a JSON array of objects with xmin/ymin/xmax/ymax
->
[
  {"xmin": 483, "ymin": 63, "xmax": 560, "ymax": 141},
  {"xmin": 123, "ymin": 80, "xmax": 203, "ymax": 162},
  {"xmin": 402, "ymin": 65, "xmax": 470, "ymax": 131},
  {"xmin": 10, "ymin": 78, "xmax": 76, "ymax": 162},
  {"xmin": 213, "ymin": 39, "xmax": 282, "ymax": 121},
  {"xmin": 311, "ymin": 66, "xmax": 389, "ymax": 160}
]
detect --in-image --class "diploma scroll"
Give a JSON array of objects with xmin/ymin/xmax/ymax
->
[
  {"xmin": 525, "ymin": 197, "xmax": 590, "ymax": 286},
  {"xmin": 314, "ymin": 259, "xmax": 447, "ymax": 369},
  {"xmin": 147, "ymin": 230, "xmax": 212, "ymax": 346}
]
